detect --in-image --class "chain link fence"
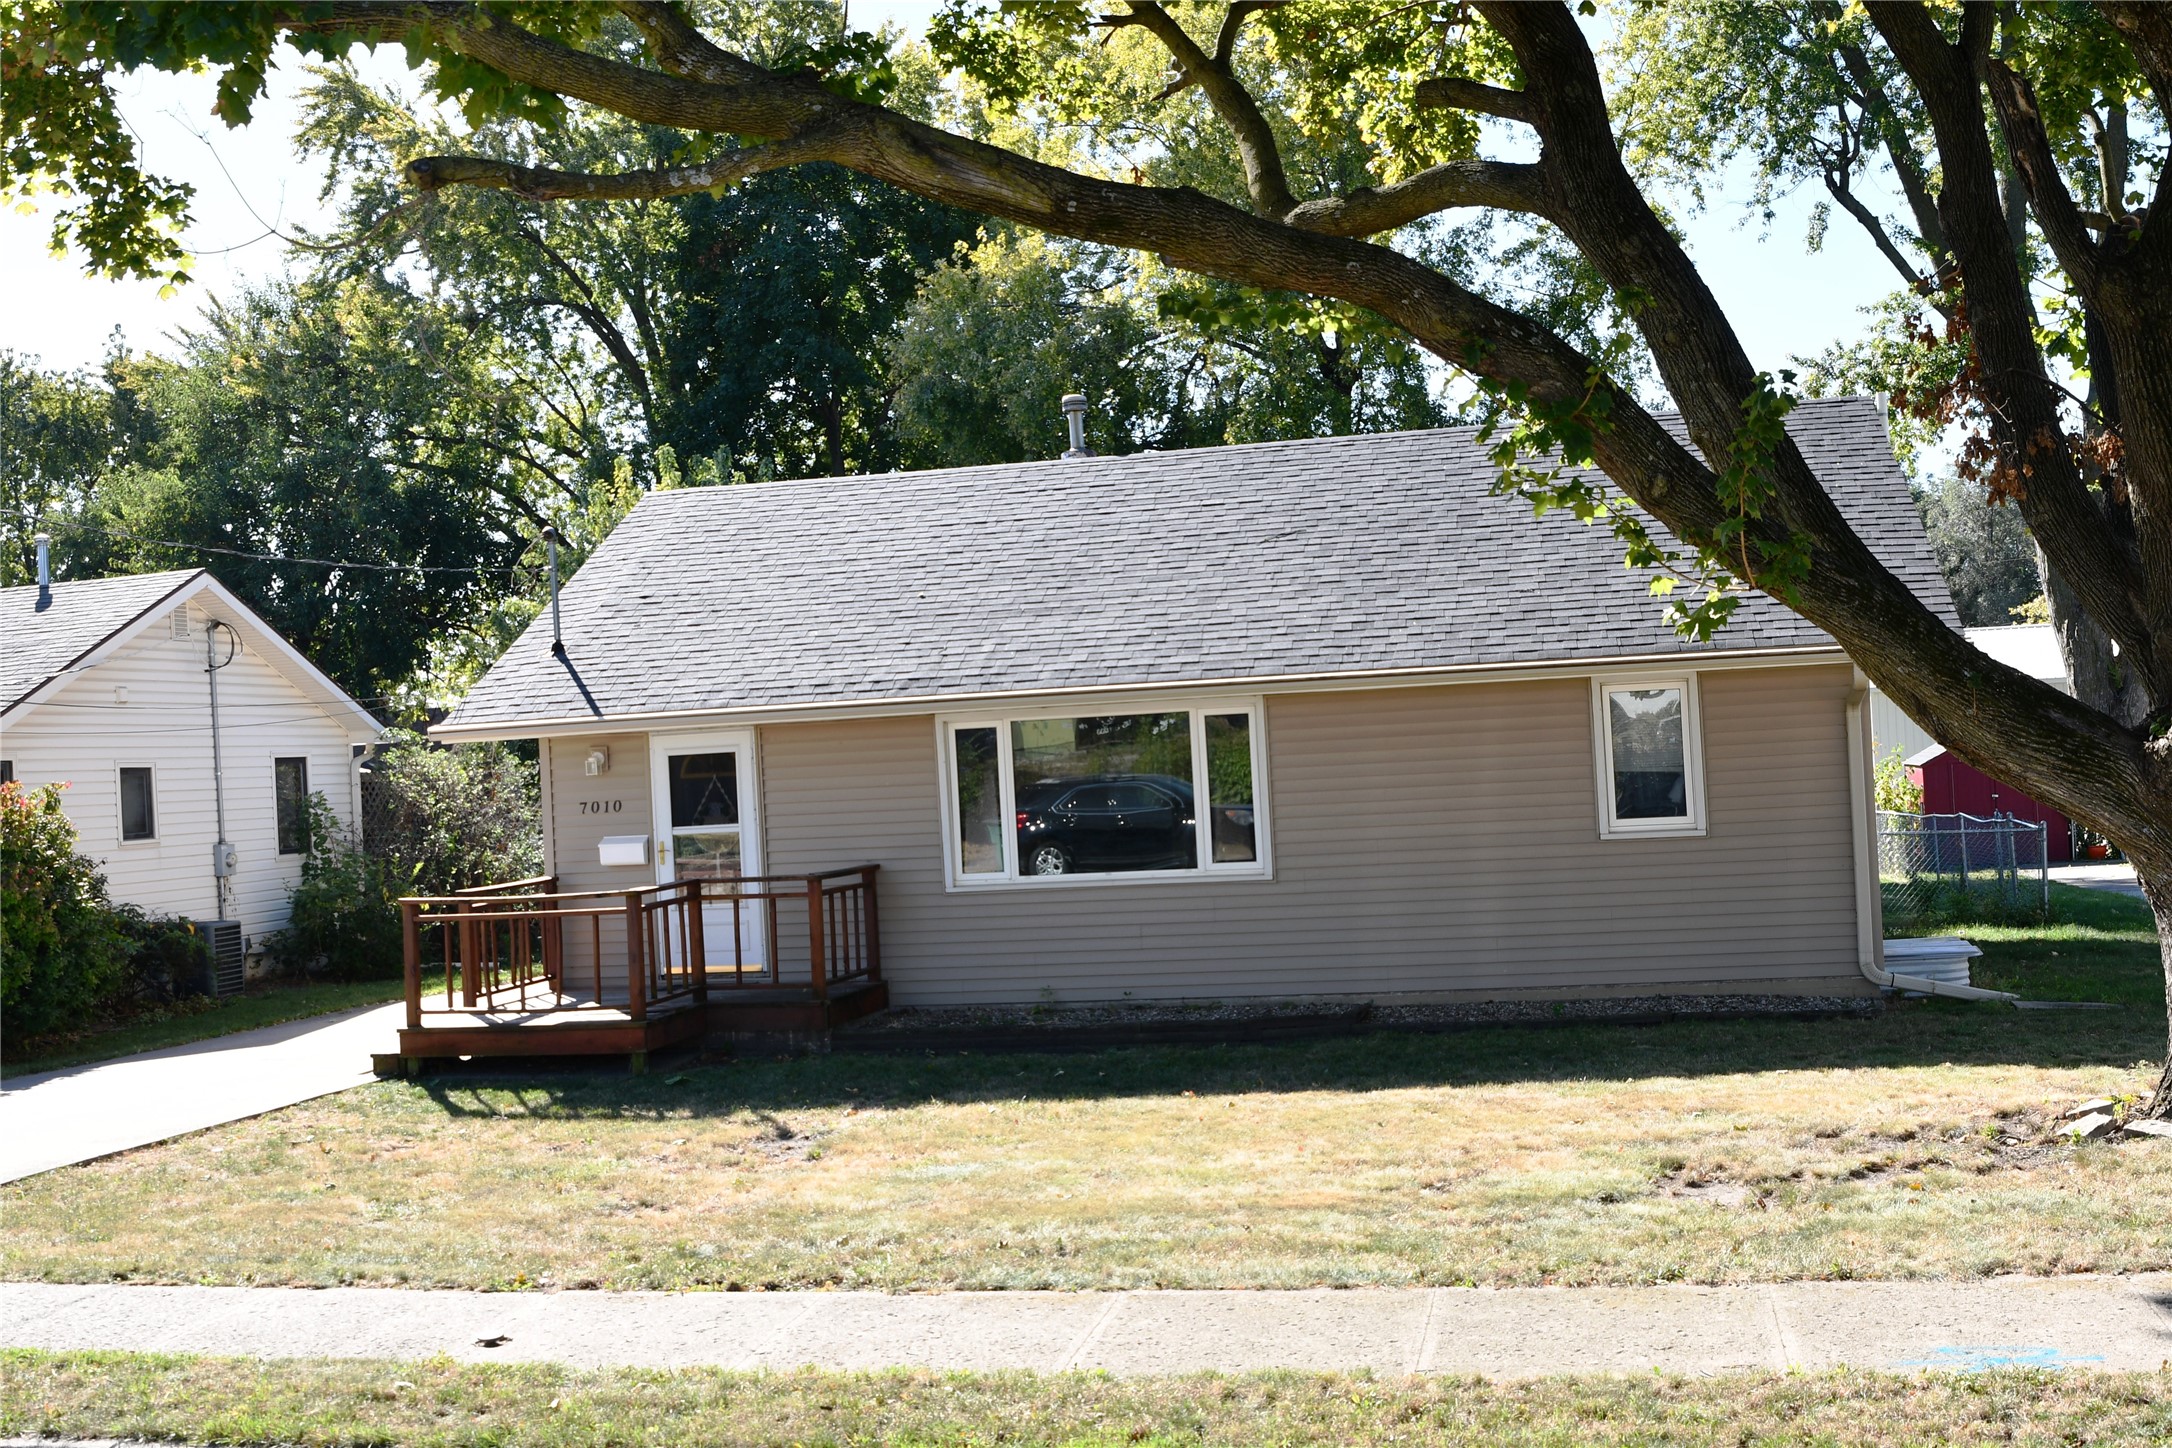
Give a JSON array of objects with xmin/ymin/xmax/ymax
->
[{"xmin": 1878, "ymin": 810, "xmax": 2049, "ymax": 928}]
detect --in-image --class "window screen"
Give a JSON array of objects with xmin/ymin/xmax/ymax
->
[
  {"xmin": 119, "ymin": 767, "xmax": 156, "ymax": 841},
  {"xmin": 275, "ymin": 757, "xmax": 310, "ymax": 854},
  {"xmin": 952, "ymin": 727, "xmax": 1002, "ymax": 874},
  {"xmin": 1607, "ymin": 686, "xmax": 1688, "ymax": 820}
]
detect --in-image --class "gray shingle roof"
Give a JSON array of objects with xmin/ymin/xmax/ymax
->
[
  {"xmin": 443, "ymin": 397, "xmax": 1951, "ymax": 732},
  {"xmin": 2, "ymin": 569, "xmax": 202, "ymax": 713}
]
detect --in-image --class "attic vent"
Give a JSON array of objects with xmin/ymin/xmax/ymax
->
[{"xmin": 170, "ymin": 605, "xmax": 193, "ymax": 640}]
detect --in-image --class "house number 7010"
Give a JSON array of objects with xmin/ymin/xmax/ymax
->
[{"xmin": 578, "ymin": 800, "xmax": 623, "ymax": 815}]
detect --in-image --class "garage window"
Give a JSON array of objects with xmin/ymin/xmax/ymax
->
[{"xmin": 939, "ymin": 702, "xmax": 1268, "ymax": 886}]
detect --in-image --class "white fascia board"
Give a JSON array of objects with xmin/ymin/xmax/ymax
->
[{"xmin": 428, "ymin": 643, "xmax": 1852, "ymax": 743}]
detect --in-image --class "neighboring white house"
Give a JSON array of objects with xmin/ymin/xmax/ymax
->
[
  {"xmin": 2, "ymin": 562, "xmax": 381, "ymax": 979},
  {"xmin": 1868, "ymin": 623, "xmax": 2071, "ymax": 764}
]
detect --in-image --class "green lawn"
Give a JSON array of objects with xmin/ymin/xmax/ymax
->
[
  {"xmin": 6, "ymin": 1002, "xmax": 2167, "ymax": 1292},
  {"xmin": 1937, "ymin": 883, "xmax": 2161, "ymax": 1006},
  {"xmin": 1, "ymin": 975, "xmax": 409, "ymax": 1080},
  {"xmin": 5, "ymin": 1350, "xmax": 2166, "ymax": 1447}
]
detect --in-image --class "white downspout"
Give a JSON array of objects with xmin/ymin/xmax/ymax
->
[{"xmin": 1845, "ymin": 672, "xmax": 2018, "ymax": 1003}]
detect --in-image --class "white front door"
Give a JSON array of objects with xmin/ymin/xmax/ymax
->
[{"xmin": 648, "ymin": 730, "xmax": 767, "ymax": 974}]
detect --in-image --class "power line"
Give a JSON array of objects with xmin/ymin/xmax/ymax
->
[{"xmin": 46, "ymin": 519, "xmax": 527, "ymax": 576}]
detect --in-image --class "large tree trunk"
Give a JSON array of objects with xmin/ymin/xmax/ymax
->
[
  {"xmin": 2141, "ymin": 863, "xmax": 2172, "ymax": 1119},
  {"xmin": 2043, "ymin": 550, "xmax": 2150, "ymax": 730}
]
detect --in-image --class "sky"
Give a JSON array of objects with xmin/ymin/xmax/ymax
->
[{"xmin": 0, "ymin": 5, "xmax": 1907, "ymax": 389}]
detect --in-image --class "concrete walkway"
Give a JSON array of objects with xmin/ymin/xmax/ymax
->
[
  {"xmin": 0, "ymin": 1001, "xmax": 402, "ymax": 1183},
  {"xmin": 2050, "ymin": 861, "xmax": 2146, "ymax": 900},
  {"xmin": 5, "ymin": 1276, "xmax": 2169, "ymax": 1376}
]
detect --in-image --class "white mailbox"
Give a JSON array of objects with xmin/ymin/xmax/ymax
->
[{"xmin": 598, "ymin": 834, "xmax": 651, "ymax": 867}]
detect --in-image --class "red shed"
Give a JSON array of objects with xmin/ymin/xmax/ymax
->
[{"xmin": 1905, "ymin": 745, "xmax": 2074, "ymax": 863}]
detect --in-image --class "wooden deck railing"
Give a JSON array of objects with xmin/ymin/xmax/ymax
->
[{"xmin": 400, "ymin": 865, "xmax": 881, "ymax": 1030}]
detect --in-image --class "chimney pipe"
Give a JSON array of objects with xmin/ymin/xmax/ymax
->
[
  {"xmin": 34, "ymin": 532, "xmax": 51, "ymax": 605},
  {"xmin": 543, "ymin": 525, "xmax": 565, "ymax": 656},
  {"xmin": 1060, "ymin": 393, "xmax": 1093, "ymax": 459}
]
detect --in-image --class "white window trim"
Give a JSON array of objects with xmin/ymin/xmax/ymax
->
[
  {"xmin": 936, "ymin": 696, "xmax": 1273, "ymax": 890},
  {"xmin": 115, "ymin": 762, "xmax": 159, "ymax": 845},
  {"xmin": 1591, "ymin": 673, "xmax": 1707, "ymax": 840}
]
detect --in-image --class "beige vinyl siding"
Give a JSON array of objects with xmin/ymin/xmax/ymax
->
[
  {"xmin": 541, "ymin": 734, "xmax": 657, "ymax": 997},
  {"xmin": 1, "ymin": 605, "xmax": 360, "ymax": 952},
  {"xmin": 752, "ymin": 665, "xmax": 1864, "ymax": 1006}
]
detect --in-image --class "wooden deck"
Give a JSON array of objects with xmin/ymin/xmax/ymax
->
[{"xmin": 390, "ymin": 868, "xmax": 885, "ymax": 1069}]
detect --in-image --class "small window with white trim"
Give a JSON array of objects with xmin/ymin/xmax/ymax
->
[
  {"xmin": 118, "ymin": 766, "xmax": 157, "ymax": 842},
  {"xmin": 939, "ymin": 702, "xmax": 1269, "ymax": 886},
  {"xmin": 1592, "ymin": 676, "xmax": 1706, "ymax": 838}
]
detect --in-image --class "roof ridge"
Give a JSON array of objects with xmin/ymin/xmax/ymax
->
[{"xmin": 637, "ymin": 394, "xmax": 1885, "ymax": 506}]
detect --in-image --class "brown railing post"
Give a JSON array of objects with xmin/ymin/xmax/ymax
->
[
  {"xmin": 806, "ymin": 875, "xmax": 829, "ymax": 1001},
  {"xmin": 861, "ymin": 865, "xmax": 882, "ymax": 984},
  {"xmin": 458, "ymin": 900, "xmax": 481, "ymax": 1007},
  {"xmin": 687, "ymin": 881, "xmax": 709, "ymax": 1005},
  {"xmin": 624, "ymin": 890, "xmax": 648, "ymax": 1022},
  {"xmin": 402, "ymin": 900, "xmax": 422, "ymax": 1030}
]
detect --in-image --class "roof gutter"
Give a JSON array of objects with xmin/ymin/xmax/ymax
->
[
  {"xmin": 431, "ymin": 643, "xmax": 1855, "ymax": 742},
  {"xmin": 1844, "ymin": 673, "xmax": 2018, "ymax": 1004}
]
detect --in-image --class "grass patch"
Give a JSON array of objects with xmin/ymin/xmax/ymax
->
[
  {"xmin": 4, "ymin": 1003, "xmax": 2167, "ymax": 1291},
  {"xmin": 5, "ymin": 1350, "xmax": 2168, "ymax": 1447},
  {"xmin": 2, "ymin": 975, "xmax": 413, "ymax": 1080},
  {"xmin": 1934, "ymin": 884, "xmax": 2161, "ymax": 1007}
]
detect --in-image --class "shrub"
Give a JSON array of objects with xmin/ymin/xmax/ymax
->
[
  {"xmin": 267, "ymin": 795, "xmax": 404, "ymax": 981},
  {"xmin": 1, "ymin": 781, "xmax": 130, "ymax": 1048},
  {"xmin": 1874, "ymin": 750, "xmax": 1923, "ymax": 814},
  {"xmin": 362, "ymin": 730, "xmax": 540, "ymax": 894},
  {"xmin": 114, "ymin": 906, "xmax": 211, "ymax": 1005}
]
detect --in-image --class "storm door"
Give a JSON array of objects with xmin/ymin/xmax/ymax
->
[{"xmin": 648, "ymin": 731, "xmax": 767, "ymax": 975}]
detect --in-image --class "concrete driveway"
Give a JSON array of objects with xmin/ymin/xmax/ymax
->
[
  {"xmin": 0, "ymin": 1001, "xmax": 402, "ymax": 1183},
  {"xmin": 2050, "ymin": 862, "xmax": 2146, "ymax": 900}
]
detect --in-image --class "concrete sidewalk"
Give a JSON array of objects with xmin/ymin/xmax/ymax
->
[
  {"xmin": 0, "ymin": 1001, "xmax": 402, "ymax": 1183},
  {"xmin": 6, "ymin": 1276, "xmax": 2169, "ymax": 1377}
]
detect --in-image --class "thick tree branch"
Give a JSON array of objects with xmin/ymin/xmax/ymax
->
[
  {"xmin": 1982, "ymin": 60, "xmax": 2101, "ymax": 292},
  {"xmin": 614, "ymin": 0, "xmax": 770, "ymax": 88},
  {"xmin": 1283, "ymin": 159, "xmax": 1556, "ymax": 234},
  {"xmin": 1414, "ymin": 76, "xmax": 1540, "ymax": 127},
  {"xmin": 1104, "ymin": 2, "xmax": 1297, "ymax": 219},
  {"xmin": 1869, "ymin": 0, "xmax": 2160, "ymax": 692},
  {"xmin": 404, "ymin": 133, "xmax": 829, "ymax": 202}
]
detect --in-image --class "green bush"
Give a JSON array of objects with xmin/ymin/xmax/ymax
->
[
  {"xmin": 267, "ymin": 796, "xmax": 404, "ymax": 981},
  {"xmin": 1874, "ymin": 750, "xmax": 1923, "ymax": 814},
  {"xmin": 362, "ymin": 730, "xmax": 540, "ymax": 894},
  {"xmin": 114, "ymin": 906, "xmax": 211, "ymax": 1004},
  {"xmin": 1, "ymin": 781, "xmax": 131, "ymax": 1049}
]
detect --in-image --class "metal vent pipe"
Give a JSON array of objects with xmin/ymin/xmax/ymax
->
[{"xmin": 1060, "ymin": 393, "xmax": 1093, "ymax": 459}]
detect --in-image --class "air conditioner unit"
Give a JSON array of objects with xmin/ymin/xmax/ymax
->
[{"xmin": 203, "ymin": 920, "xmax": 246, "ymax": 997}]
